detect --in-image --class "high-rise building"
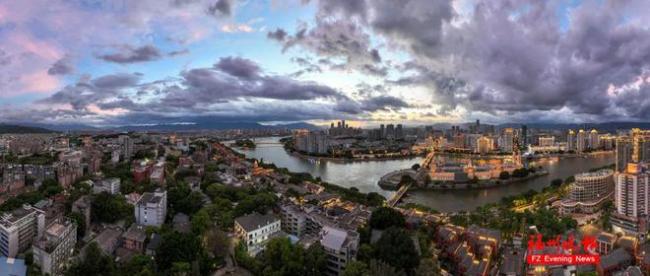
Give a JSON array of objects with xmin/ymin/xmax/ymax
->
[
  {"xmin": 135, "ymin": 189, "xmax": 167, "ymax": 227},
  {"xmin": 616, "ymin": 137, "xmax": 633, "ymax": 173},
  {"xmin": 32, "ymin": 217, "xmax": 77, "ymax": 276},
  {"xmin": 499, "ymin": 128, "xmax": 514, "ymax": 152},
  {"xmin": 560, "ymin": 170, "xmax": 614, "ymax": 215},
  {"xmin": 385, "ymin": 124, "xmax": 395, "ymax": 140},
  {"xmin": 614, "ymin": 163, "xmax": 649, "ymax": 218},
  {"xmin": 567, "ymin": 130, "xmax": 576, "ymax": 152},
  {"xmin": 538, "ymin": 136, "xmax": 555, "ymax": 147},
  {"xmin": 118, "ymin": 135, "xmax": 134, "ymax": 161},
  {"xmin": 576, "ymin": 129, "xmax": 586, "ymax": 153},
  {"xmin": 475, "ymin": 136, "xmax": 494, "ymax": 154},
  {"xmin": 380, "ymin": 124, "xmax": 385, "ymax": 138},
  {"xmin": 589, "ymin": 129, "xmax": 599, "ymax": 150},
  {"xmin": 395, "ymin": 124, "xmax": 404, "ymax": 140},
  {"xmin": 0, "ymin": 205, "xmax": 45, "ymax": 257},
  {"xmin": 521, "ymin": 125, "xmax": 528, "ymax": 147}
]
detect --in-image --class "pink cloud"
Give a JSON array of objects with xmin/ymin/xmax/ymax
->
[{"xmin": 21, "ymin": 70, "xmax": 61, "ymax": 93}]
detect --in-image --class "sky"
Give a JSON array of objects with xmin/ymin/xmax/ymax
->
[{"xmin": 1, "ymin": 0, "xmax": 650, "ymax": 127}]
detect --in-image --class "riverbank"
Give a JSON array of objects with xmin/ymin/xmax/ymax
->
[
  {"xmin": 286, "ymin": 148, "xmax": 424, "ymax": 163},
  {"xmin": 410, "ymin": 170, "xmax": 549, "ymax": 191}
]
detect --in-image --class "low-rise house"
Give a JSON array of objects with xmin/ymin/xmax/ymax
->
[
  {"xmin": 234, "ymin": 213, "xmax": 281, "ymax": 256},
  {"xmin": 498, "ymin": 247, "xmax": 524, "ymax": 276},
  {"xmin": 121, "ymin": 224, "xmax": 147, "ymax": 253},
  {"xmin": 92, "ymin": 178, "xmax": 121, "ymax": 195},
  {"xmin": 598, "ymin": 232, "xmax": 617, "ymax": 255},
  {"xmin": 172, "ymin": 213, "xmax": 191, "ymax": 234},
  {"xmin": 145, "ymin": 233, "xmax": 161, "ymax": 257},
  {"xmin": 93, "ymin": 227, "xmax": 123, "ymax": 255},
  {"xmin": 598, "ymin": 248, "xmax": 633, "ymax": 275}
]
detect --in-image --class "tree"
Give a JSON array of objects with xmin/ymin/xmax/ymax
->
[
  {"xmin": 415, "ymin": 258, "xmax": 441, "ymax": 276},
  {"xmin": 368, "ymin": 259, "xmax": 406, "ymax": 276},
  {"xmin": 550, "ymin": 178, "xmax": 563, "ymax": 188},
  {"xmin": 91, "ymin": 192, "xmax": 134, "ymax": 223},
  {"xmin": 119, "ymin": 255, "xmax": 155, "ymax": 276},
  {"xmin": 205, "ymin": 229, "xmax": 230, "ymax": 261},
  {"xmin": 304, "ymin": 243, "xmax": 328, "ymax": 276},
  {"xmin": 69, "ymin": 212, "xmax": 86, "ymax": 239},
  {"xmin": 343, "ymin": 261, "xmax": 369, "ymax": 276},
  {"xmin": 191, "ymin": 209, "xmax": 212, "ymax": 235},
  {"xmin": 369, "ymin": 207, "xmax": 406, "ymax": 230},
  {"xmin": 156, "ymin": 232, "xmax": 202, "ymax": 271},
  {"xmin": 374, "ymin": 227, "xmax": 420, "ymax": 273},
  {"xmin": 65, "ymin": 242, "xmax": 116, "ymax": 276},
  {"xmin": 499, "ymin": 171, "xmax": 511, "ymax": 180}
]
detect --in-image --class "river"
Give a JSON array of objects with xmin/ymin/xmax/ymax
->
[{"xmin": 229, "ymin": 137, "xmax": 614, "ymax": 212}]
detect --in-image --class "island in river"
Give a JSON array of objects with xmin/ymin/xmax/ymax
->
[{"xmin": 228, "ymin": 136, "xmax": 615, "ymax": 212}]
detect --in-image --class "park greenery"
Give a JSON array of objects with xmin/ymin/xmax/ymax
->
[{"xmin": 234, "ymin": 139, "xmax": 257, "ymax": 149}]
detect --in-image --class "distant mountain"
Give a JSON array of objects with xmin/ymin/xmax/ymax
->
[
  {"xmin": 20, "ymin": 123, "xmax": 99, "ymax": 132},
  {"xmin": 112, "ymin": 121, "xmax": 322, "ymax": 131},
  {"xmin": 268, "ymin": 122, "xmax": 323, "ymax": 130},
  {"xmin": 0, "ymin": 123, "xmax": 57, "ymax": 134}
]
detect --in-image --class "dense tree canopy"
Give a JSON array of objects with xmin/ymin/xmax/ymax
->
[
  {"xmin": 374, "ymin": 227, "xmax": 420, "ymax": 273},
  {"xmin": 369, "ymin": 207, "xmax": 406, "ymax": 230},
  {"xmin": 91, "ymin": 192, "xmax": 133, "ymax": 223}
]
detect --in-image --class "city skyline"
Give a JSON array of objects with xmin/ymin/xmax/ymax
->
[{"xmin": 1, "ymin": 0, "xmax": 650, "ymax": 128}]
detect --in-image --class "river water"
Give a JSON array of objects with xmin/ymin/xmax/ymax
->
[{"xmin": 229, "ymin": 137, "xmax": 614, "ymax": 212}]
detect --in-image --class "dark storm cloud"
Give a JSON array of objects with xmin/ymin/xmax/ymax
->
[
  {"xmin": 47, "ymin": 56, "xmax": 74, "ymax": 75},
  {"xmin": 97, "ymin": 45, "xmax": 162, "ymax": 64},
  {"xmin": 311, "ymin": 0, "xmax": 650, "ymax": 121},
  {"xmin": 268, "ymin": 18, "xmax": 387, "ymax": 76},
  {"xmin": 168, "ymin": 49, "xmax": 190, "ymax": 56},
  {"xmin": 267, "ymin": 28, "xmax": 288, "ymax": 42},
  {"xmin": 360, "ymin": 96, "xmax": 410, "ymax": 112},
  {"xmin": 40, "ymin": 73, "xmax": 141, "ymax": 110},
  {"xmin": 334, "ymin": 95, "xmax": 411, "ymax": 114},
  {"xmin": 214, "ymin": 56, "xmax": 261, "ymax": 80},
  {"xmin": 207, "ymin": 0, "xmax": 233, "ymax": 16}
]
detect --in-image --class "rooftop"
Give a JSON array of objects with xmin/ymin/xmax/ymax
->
[
  {"xmin": 0, "ymin": 257, "xmax": 26, "ymax": 276},
  {"xmin": 235, "ymin": 213, "xmax": 279, "ymax": 232},
  {"xmin": 122, "ymin": 224, "xmax": 147, "ymax": 243}
]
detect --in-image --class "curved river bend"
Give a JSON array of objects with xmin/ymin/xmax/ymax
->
[{"xmin": 230, "ymin": 137, "xmax": 614, "ymax": 212}]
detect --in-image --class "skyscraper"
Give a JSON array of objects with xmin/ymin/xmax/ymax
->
[
  {"xmin": 499, "ymin": 128, "xmax": 514, "ymax": 152},
  {"xmin": 395, "ymin": 124, "xmax": 404, "ymax": 140},
  {"xmin": 576, "ymin": 129, "xmax": 586, "ymax": 153},
  {"xmin": 567, "ymin": 130, "xmax": 576, "ymax": 152},
  {"xmin": 589, "ymin": 129, "xmax": 599, "ymax": 150},
  {"xmin": 614, "ymin": 163, "xmax": 649, "ymax": 218},
  {"xmin": 521, "ymin": 125, "xmax": 528, "ymax": 148},
  {"xmin": 616, "ymin": 137, "xmax": 632, "ymax": 173},
  {"xmin": 118, "ymin": 135, "xmax": 133, "ymax": 161},
  {"xmin": 386, "ymin": 124, "xmax": 395, "ymax": 140}
]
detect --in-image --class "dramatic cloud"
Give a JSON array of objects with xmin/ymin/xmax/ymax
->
[
  {"xmin": 214, "ymin": 57, "xmax": 261, "ymax": 80},
  {"xmin": 268, "ymin": 19, "xmax": 387, "ymax": 76},
  {"xmin": 42, "ymin": 73, "xmax": 141, "ymax": 110},
  {"xmin": 208, "ymin": 0, "xmax": 234, "ymax": 16},
  {"xmin": 97, "ymin": 45, "xmax": 162, "ymax": 64},
  {"xmin": 306, "ymin": 0, "xmax": 650, "ymax": 121},
  {"xmin": 47, "ymin": 56, "xmax": 74, "ymax": 75}
]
